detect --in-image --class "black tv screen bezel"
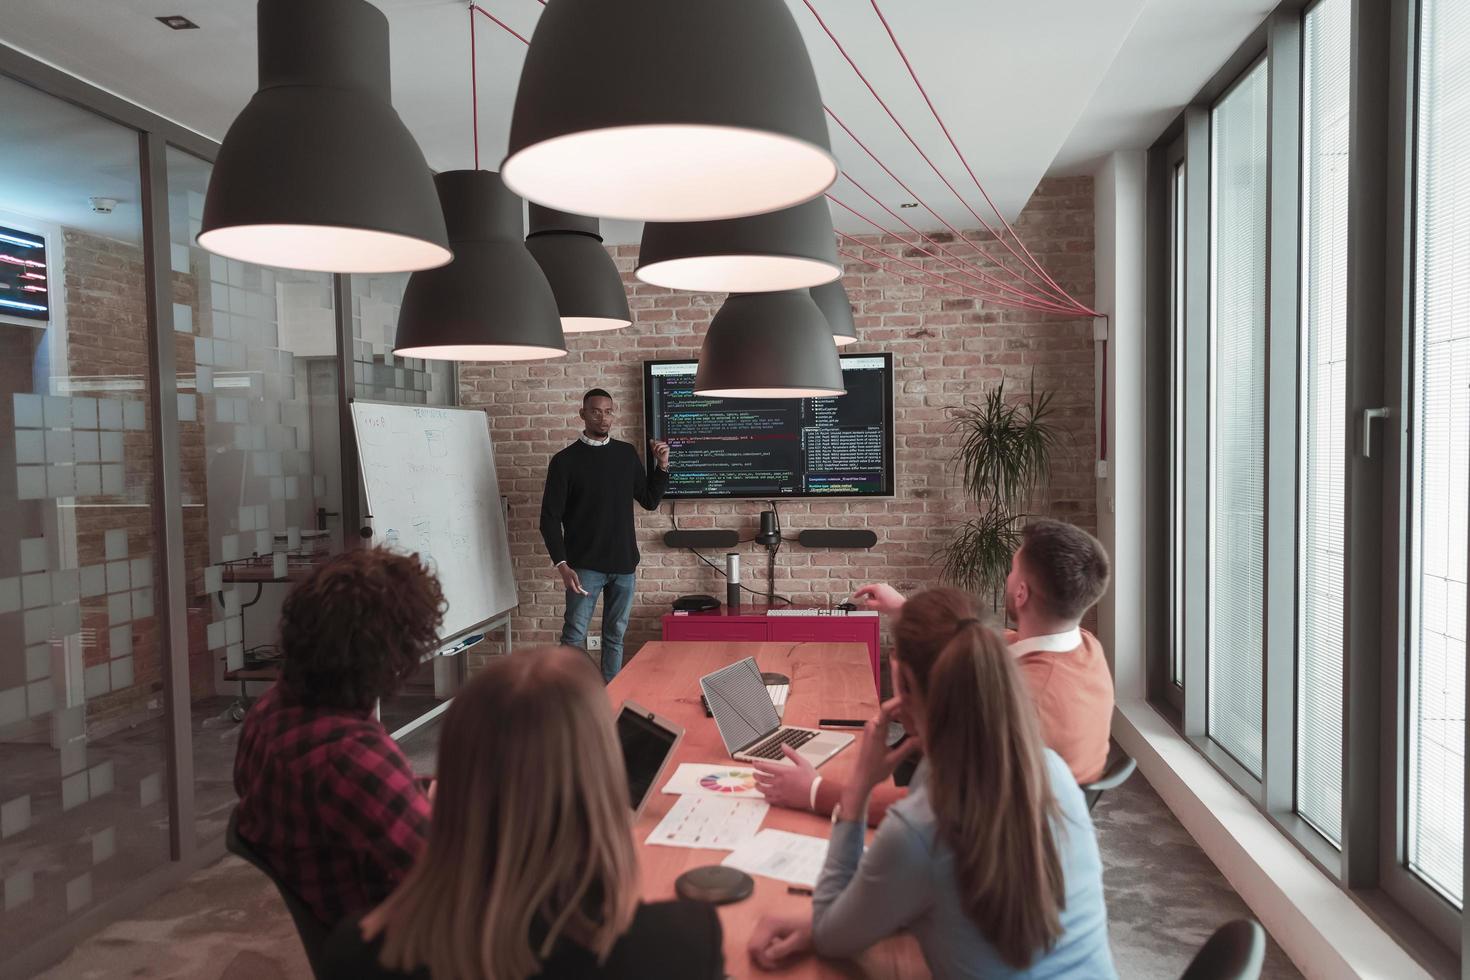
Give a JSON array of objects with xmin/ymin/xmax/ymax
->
[{"xmin": 641, "ymin": 352, "xmax": 897, "ymax": 501}]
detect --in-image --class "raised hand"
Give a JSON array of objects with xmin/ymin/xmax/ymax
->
[{"xmin": 649, "ymin": 439, "xmax": 671, "ymax": 470}]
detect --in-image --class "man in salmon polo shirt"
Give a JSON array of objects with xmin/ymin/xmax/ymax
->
[{"xmin": 752, "ymin": 518, "xmax": 1114, "ymax": 823}]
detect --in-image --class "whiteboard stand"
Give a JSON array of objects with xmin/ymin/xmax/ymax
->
[{"xmin": 387, "ymin": 610, "xmax": 514, "ymax": 742}]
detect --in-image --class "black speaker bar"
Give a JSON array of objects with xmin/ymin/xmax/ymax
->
[
  {"xmin": 663, "ymin": 529, "xmax": 741, "ymax": 549},
  {"xmin": 796, "ymin": 529, "xmax": 877, "ymax": 549}
]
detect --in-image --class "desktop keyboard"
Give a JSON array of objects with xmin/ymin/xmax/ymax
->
[
  {"xmin": 745, "ymin": 727, "xmax": 818, "ymax": 760},
  {"xmin": 766, "ymin": 608, "xmax": 878, "ymax": 617}
]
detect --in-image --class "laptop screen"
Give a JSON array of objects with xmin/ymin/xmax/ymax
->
[
  {"xmin": 616, "ymin": 704, "xmax": 679, "ymax": 812},
  {"xmin": 700, "ymin": 657, "xmax": 783, "ymax": 754}
]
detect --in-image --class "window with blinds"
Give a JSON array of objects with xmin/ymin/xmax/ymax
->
[
  {"xmin": 1408, "ymin": 0, "xmax": 1469, "ymax": 907},
  {"xmin": 1171, "ymin": 160, "xmax": 1187, "ymax": 689},
  {"xmin": 1296, "ymin": 0, "xmax": 1351, "ymax": 848},
  {"xmin": 1208, "ymin": 60, "xmax": 1269, "ymax": 779}
]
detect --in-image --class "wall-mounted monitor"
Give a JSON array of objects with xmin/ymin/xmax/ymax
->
[
  {"xmin": 643, "ymin": 353, "xmax": 896, "ymax": 500},
  {"xmin": 0, "ymin": 224, "xmax": 50, "ymax": 328}
]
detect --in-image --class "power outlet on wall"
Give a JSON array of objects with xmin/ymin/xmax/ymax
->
[{"xmin": 587, "ymin": 635, "xmax": 602, "ymax": 651}]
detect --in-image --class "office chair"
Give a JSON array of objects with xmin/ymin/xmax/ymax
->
[
  {"xmin": 1081, "ymin": 750, "xmax": 1137, "ymax": 812},
  {"xmin": 1179, "ymin": 919, "xmax": 1266, "ymax": 980},
  {"xmin": 226, "ymin": 807, "xmax": 331, "ymax": 979}
]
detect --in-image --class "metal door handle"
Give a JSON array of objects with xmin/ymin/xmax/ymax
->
[{"xmin": 1361, "ymin": 407, "xmax": 1392, "ymax": 458}]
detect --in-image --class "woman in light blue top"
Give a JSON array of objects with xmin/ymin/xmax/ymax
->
[{"xmin": 749, "ymin": 588, "xmax": 1117, "ymax": 978}]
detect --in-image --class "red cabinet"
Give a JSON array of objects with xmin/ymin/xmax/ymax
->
[{"xmin": 661, "ymin": 608, "xmax": 882, "ymax": 692}]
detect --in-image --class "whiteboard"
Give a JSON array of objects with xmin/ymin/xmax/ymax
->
[{"xmin": 351, "ymin": 402, "xmax": 517, "ymax": 640}]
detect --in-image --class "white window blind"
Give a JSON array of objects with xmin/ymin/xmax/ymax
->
[
  {"xmin": 1409, "ymin": 0, "xmax": 1470, "ymax": 907},
  {"xmin": 1297, "ymin": 0, "xmax": 1351, "ymax": 847},
  {"xmin": 1171, "ymin": 161, "xmax": 1187, "ymax": 689},
  {"xmin": 1208, "ymin": 60, "xmax": 1269, "ymax": 778}
]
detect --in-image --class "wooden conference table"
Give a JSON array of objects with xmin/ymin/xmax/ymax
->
[{"xmin": 606, "ymin": 641, "xmax": 926, "ymax": 979}]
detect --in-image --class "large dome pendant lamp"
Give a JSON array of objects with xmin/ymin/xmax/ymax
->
[
  {"xmin": 502, "ymin": 0, "xmax": 837, "ymax": 222},
  {"xmin": 694, "ymin": 291, "xmax": 846, "ymax": 398},
  {"xmin": 637, "ymin": 198, "xmax": 842, "ymax": 293},
  {"xmin": 394, "ymin": 171, "xmax": 567, "ymax": 361},
  {"xmin": 811, "ymin": 279, "xmax": 859, "ymax": 346},
  {"xmin": 525, "ymin": 205, "xmax": 632, "ymax": 332},
  {"xmin": 198, "ymin": 0, "xmax": 451, "ymax": 274}
]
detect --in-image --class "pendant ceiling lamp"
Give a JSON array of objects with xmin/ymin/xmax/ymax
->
[
  {"xmin": 810, "ymin": 279, "xmax": 859, "ymax": 347},
  {"xmin": 694, "ymin": 291, "xmax": 846, "ymax": 398},
  {"xmin": 198, "ymin": 0, "xmax": 451, "ymax": 274},
  {"xmin": 502, "ymin": 0, "xmax": 837, "ymax": 222},
  {"xmin": 394, "ymin": 171, "xmax": 566, "ymax": 361},
  {"xmin": 525, "ymin": 205, "xmax": 632, "ymax": 333},
  {"xmin": 637, "ymin": 198, "xmax": 842, "ymax": 294}
]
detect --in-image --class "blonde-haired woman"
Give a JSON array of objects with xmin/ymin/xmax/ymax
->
[
  {"xmin": 324, "ymin": 645, "xmax": 723, "ymax": 980},
  {"xmin": 749, "ymin": 588, "xmax": 1116, "ymax": 978}
]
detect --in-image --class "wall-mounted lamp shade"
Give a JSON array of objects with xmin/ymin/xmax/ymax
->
[
  {"xmin": 694, "ymin": 291, "xmax": 846, "ymax": 398},
  {"xmin": 197, "ymin": 0, "xmax": 450, "ymax": 274},
  {"xmin": 810, "ymin": 279, "xmax": 859, "ymax": 346},
  {"xmin": 502, "ymin": 0, "xmax": 836, "ymax": 222},
  {"xmin": 394, "ymin": 171, "xmax": 566, "ymax": 361},
  {"xmin": 637, "ymin": 198, "xmax": 841, "ymax": 293},
  {"xmin": 525, "ymin": 205, "xmax": 632, "ymax": 332}
]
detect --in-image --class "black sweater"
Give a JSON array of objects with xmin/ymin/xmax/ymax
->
[
  {"xmin": 539, "ymin": 439, "xmax": 668, "ymax": 574},
  {"xmin": 322, "ymin": 900, "xmax": 724, "ymax": 980}
]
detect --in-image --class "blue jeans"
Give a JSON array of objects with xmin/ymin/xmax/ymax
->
[{"xmin": 559, "ymin": 568, "xmax": 636, "ymax": 682}]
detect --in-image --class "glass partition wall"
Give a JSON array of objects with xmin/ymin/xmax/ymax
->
[
  {"xmin": 0, "ymin": 50, "xmax": 462, "ymax": 973},
  {"xmin": 0, "ymin": 71, "xmax": 171, "ymax": 958}
]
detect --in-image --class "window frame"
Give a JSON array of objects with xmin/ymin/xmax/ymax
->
[{"xmin": 1147, "ymin": 0, "xmax": 1466, "ymax": 966}]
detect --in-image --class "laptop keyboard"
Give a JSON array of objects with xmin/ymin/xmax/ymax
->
[{"xmin": 744, "ymin": 727, "xmax": 818, "ymax": 760}]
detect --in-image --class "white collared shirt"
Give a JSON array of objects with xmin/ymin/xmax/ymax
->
[
  {"xmin": 578, "ymin": 433, "xmax": 611, "ymax": 447},
  {"xmin": 1008, "ymin": 627, "xmax": 1083, "ymax": 658}
]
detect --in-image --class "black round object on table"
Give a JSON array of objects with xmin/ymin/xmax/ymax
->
[{"xmin": 675, "ymin": 866, "xmax": 754, "ymax": 905}]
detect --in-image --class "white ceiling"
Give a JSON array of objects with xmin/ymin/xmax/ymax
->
[{"xmin": 0, "ymin": 0, "xmax": 1271, "ymax": 245}]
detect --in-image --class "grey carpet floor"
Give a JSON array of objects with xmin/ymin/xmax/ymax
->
[{"xmin": 33, "ymin": 752, "xmax": 1302, "ymax": 979}]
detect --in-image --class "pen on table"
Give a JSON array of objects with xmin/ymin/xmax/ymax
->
[
  {"xmin": 818, "ymin": 718, "xmax": 866, "ymax": 729},
  {"xmin": 786, "ymin": 885, "xmax": 813, "ymax": 896}
]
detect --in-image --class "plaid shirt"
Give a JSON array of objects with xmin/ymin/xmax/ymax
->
[{"xmin": 233, "ymin": 684, "xmax": 430, "ymax": 925}]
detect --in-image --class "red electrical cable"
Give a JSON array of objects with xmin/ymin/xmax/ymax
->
[
  {"xmin": 838, "ymin": 246, "xmax": 992, "ymax": 302},
  {"xmin": 866, "ymin": 0, "xmax": 1094, "ymax": 315},
  {"xmin": 828, "ymin": 197, "xmax": 1076, "ymax": 315},
  {"xmin": 471, "ymin": 4, "xmax": 529, "ymax": 45},
  {"xmin": 797, "ymin": 0, "xmax": 1077, "ymax": 310},
  {"xmin": 834, "ymin": 174, "xmax": 1069, "ymax": 308},
  {"xmin": 470, "ymin": 3, "xmax": 480, "ymax": 169},
  {"xmin": 824, "ymin": 106, "xmax": 1081, "ymax": 313},
  {"xmin": 837, "ymin": 233, "xmax": 1070, "ymax": 314}
]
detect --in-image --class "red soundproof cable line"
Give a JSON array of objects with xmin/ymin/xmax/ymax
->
[
  {"xmin": 471, "ymin": 4, "xmax": 529, "ymax": 44},
  {"xmin": 797, "ymin": 0, "xmax": 1080, "ymax": 311},
  {"xmin": 832, "ymin": 173, "xmax": 1068, "ymax": 309},
  {"xmin": 827, "ymin": 197, "xmax": 1076, "ymax": 315},
  {"xmin": 866, "ymin": 0, "xmax": 1094, "ymax": 314}
]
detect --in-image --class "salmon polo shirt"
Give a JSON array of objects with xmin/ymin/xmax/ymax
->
[{"xmin": 1007, "ymin": 627, "xmax": 1115, "ymax": 785}]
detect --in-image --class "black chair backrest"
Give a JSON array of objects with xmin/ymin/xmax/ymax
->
[
  {"xmin": 1180, "ymin": 919, "xmax": 1266, "ymax": 980},
  {"xmin": 1082, "ymin": 750, "xmax": 1137, "ymax": 811},
  {"xmin": 227, "ymin": 807, "xmax": 332, "ymax": 979}
]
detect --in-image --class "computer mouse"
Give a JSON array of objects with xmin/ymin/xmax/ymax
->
[{"xmin": 836, "ymin": 601, "xmax": 857, "ymax": 612}]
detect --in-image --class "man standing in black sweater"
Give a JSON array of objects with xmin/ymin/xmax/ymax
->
[{"xmin": 540, "ymin": 389, "xmax": 670, "ymax": 681}]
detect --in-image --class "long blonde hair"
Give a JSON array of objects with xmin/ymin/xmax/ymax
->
[
  {"xmin": 893, "ymin": 588, "xmax": 1065, "ymax": 969},
  {"xmin": 368, "ymin": 645, "xmax": 639, "ymax": 979}
]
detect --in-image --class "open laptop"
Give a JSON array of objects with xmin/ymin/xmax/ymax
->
[
  {"xmin": 699, "ymin": 657, "xmax": 853, "ymax": 767},
  {"xmin": 615, "ymin": 700, "xmax": 684, "ymax": 816}
]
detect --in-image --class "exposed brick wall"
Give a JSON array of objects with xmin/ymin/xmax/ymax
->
[{"xmin": 459, "ymin": 177, "xmax": 1097, "ymax": 663}]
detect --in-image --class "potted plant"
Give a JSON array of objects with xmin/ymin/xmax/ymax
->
[{"xmin": 937, "ymin": 375, "xmax": 1062, "ymax": 611}]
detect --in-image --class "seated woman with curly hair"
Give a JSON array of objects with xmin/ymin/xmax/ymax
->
[{"xmin": 233, "ymin": 547, "xmax": 446, "ymax": 926}]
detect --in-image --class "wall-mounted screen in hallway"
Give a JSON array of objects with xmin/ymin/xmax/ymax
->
[{"xmin": 0, "ymin": 224, "xmax": 50, "ymax": 327}]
